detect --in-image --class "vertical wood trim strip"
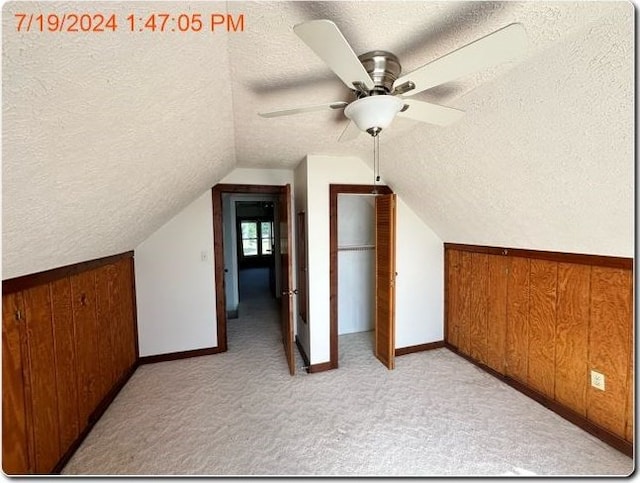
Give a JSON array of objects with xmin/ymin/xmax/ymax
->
[
  {"xmin": 211, "ymin": 186, "xmax": 228, "ymax": 353},
  {"xmin": 443, "ymin": 247, "xmax": 450, "ymax": 349},
  {"xmin": 554, "ymin": 263, "xmax": 590, "ymax": 416},
  {"xmin": 469, "ymin": 253, "xmax": 488, "ymax": 364},
  {"xmin": 486, "ymin": 254, "xmax": 508, "ymax": 374},
  {"xmin": 458, "ymin": 251, "xmax": 472, "ymax": 355},
  {"xmin": 505, "ymin": 257, "xmax": 530, "ymax": 383},
  {"xmin": 587, "ymin": 267, "xmax": 632, "ymax": 437},
  {"xmin": 527, "ymin": 259, "xmax": 558, "ymax": 398},
  {"xmin": 329, "ymin": 186, "xmax": 339, "ymax": 369}
]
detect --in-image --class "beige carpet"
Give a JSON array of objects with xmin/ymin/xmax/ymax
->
[{"xmin": 62, "ymin": 289, "xmax": 633, "ymax": 476}]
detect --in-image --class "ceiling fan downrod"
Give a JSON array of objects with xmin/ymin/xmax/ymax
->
[{"xmin": 356, "ymin": 50, "xmax": 402, "ymax": 97}]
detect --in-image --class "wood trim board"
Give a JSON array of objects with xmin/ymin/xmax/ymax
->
[
  {"xmin": 138, "ymin": 347, "xmax": 224, "ymax": 365},
  {"xmin": 444, "ymin": 243, "xmax": 632, "ymax": 270},
  {"xmin": 3, "ymin": 251, "xmax": 134, "ymax": 295},
  {"xmin": 395, "ymin": 341, "xmax": 445, "ymax": 356}
]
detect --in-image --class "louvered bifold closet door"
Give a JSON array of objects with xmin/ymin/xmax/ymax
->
[{"xmin": 375, "ymin": 193, "xmax": 397, "ymax": 370}]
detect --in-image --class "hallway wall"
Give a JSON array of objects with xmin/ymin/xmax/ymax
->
[
  {"xmin": 304, "ymin": 155, "xmax": 444, "ymax": 365},
  {"xmin": 135, "ymin": 168, "xmax": 295, "ymax": 357}
]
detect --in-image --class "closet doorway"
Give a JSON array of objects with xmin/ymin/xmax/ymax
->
[{"xmin": 329, "ymin": 184, "xmax": 396, "ymax": 370}]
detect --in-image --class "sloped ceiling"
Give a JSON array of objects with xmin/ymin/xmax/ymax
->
[{"xmin": 3, "ymin": 1, "xmax": 633, "ymax": 278}]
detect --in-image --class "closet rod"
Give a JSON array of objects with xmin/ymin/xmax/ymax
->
[{"xmin": 337, "ymin": 245, "xmax": 375, "ymax": 252}]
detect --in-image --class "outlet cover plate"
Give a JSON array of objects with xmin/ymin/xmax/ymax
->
[{"xmin": 591, "ymin": 370, "xmax": 606, "ymax": 391}]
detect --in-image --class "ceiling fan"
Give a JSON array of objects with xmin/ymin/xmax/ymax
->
[{"xmin": 259, "ymin": 19, "xmax": 528, "ymax": 140}]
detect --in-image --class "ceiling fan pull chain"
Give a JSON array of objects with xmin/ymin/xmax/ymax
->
[
  {"xmin": 375, "ymin": 134, "xmax": 381, "ymax": 183},
  {"xmin": 372, "ymin": 135, "xmax": 377, "ymax": 189}
]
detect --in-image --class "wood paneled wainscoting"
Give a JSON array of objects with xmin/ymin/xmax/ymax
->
[
  {"xmin": 444, "ymin": 243, "xmax": 633, "ymax": 456},
  {"xmin": 2, "ymin": 252, "xmax": 139, "ymax": 474}
]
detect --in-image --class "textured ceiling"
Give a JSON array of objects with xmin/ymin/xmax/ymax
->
[{"xmin": 2, "ymin": 1, "xmax": 634, "ymax": 278}]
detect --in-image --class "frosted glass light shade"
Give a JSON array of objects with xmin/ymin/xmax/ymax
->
[{"xmin": 344, "ymin": 95, "xmax": 404, "ymax": 132}]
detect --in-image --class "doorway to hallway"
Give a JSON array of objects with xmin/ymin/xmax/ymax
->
[{"xmin": 211, "ymin": 184, "xmax": 296, "ymax": 375}]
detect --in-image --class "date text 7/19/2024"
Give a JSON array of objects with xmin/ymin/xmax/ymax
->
[{"xmin": 14, "ymin": 13, "xmax": 245, "ymax": 33}]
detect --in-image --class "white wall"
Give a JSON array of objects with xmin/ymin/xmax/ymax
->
[
  {"xmin": 135, "ymin": 191, "xmax": 216, "ymax": 357},
  {"xmin": 305, "ymin": 155, "xmax": 444, "ymax": 364},
  {"xmin": 338, "ymin": 195, "xmax": 375, "ymax": 335},
  {"xmin": 221, "ymin": 168, "xmax": 295, "ymax": 186},
  {"xmin": 395, "ymin": 198, "xmax": 444, "ymax": 346},
  {"xmin": 134, "ymin": 168, "xmax": 296, "ymax": 357}
]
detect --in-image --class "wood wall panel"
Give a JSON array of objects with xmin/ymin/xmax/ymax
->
[
  {"xmin": 469, "ymin": 253, "xmax": 488, "ymax": 364},
  {"xmin": 70, "ymin": 271, "xmax": 100, "ymax": 426},
  {"xmin": 625, "ymin": 337, "xmax": 633, "ymax": 442},
  {"xmin": 486, "ymin": 255, "xmax": 509, "ymax": 374},
  {"xmin": 446, "ymin": 249, "xmax": 461, "ymax": 347},
  {"xmin": 95, "ymin": 266, "xmax": 117, "ymax": 399},
  {"xmin": 527, "ymin": 259, "xmax": 558, "ymax": 398},
  {"xmin": 114, "ymin": 258, "xmax": 137, "ymax": 377},
  {"xmin": 555, "ymin": 263, "xmax": 590, "ymax": 416},
  {"xmin": 2, "ymin": 252, "xmax": 139, "ymax": 474},
  {"xmin": 2, "ymin": 293, "xmax": 32, "ymax": 474},
  {"xmin": 445, "ymin": 244, "xmax": 634, "ymax": 452},
  {"xmin": 587, "ymin": 267, "xmax": 632, "ymax": 438},
  {"xmin": 626, "ymin": 274, "xmax": 633, "ymax": 442},
  {"xmin": 22, "ymin": 285, "xmax": 61, "ymax": 473},
  {"xmin": 505, "ymin": 257, "xmax": 530, "ymax": 383},
  {"xmin": 49, "ymin": 279, "xmax": 80, "ymax": 454},
  {"xmin": 457, "ymin": 251, "xmax": 473, "ymax": 355}
]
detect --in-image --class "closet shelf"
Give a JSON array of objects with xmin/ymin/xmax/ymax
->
[{"xmin": 337, "ymin": 245, "xmax": 375, "ymax": 252}]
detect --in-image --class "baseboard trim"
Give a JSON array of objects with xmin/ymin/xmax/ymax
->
[
  {"xmin": 395, "ymin": 340, "xmax": 445, "ymax": 356},
  {"xmin": 307, "ymin": 362, "xmax": 334, "ymax": 373},
  {"xmin": 295, "ymin": 336, "xmax": 335, "ymax": 373},
  {"xmin": 443, "ymin": 243, "xmax": 632, "ymax": 270},
  {"xmin": 3, "ymin": 250, "xmax": 134, "ymax": 295},
  {"xmin": 295, "ymin": 336, "xmax": 310, "ymax": 368},
  {"xmin": 52, "ymin": 361, "xmax": 139, "ymax": 474},
  {"xmin": 138, "ymin": 346, "xmax": 225, "ymax": 365},
  {"xmin": 444, "ymin": 343, "xmax": 633, "ymax": 458}
]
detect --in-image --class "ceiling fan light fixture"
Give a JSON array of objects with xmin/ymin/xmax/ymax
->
[{"xmin": 344, "ymin": 95, "xmax": 404, "ymax": 135}]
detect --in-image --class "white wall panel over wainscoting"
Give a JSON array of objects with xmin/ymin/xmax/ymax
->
[
  {"xmin": 135, "ymin": 168, "xmax": 296, "ymax": 357},
  {"xmin": 135, "ymin": 191, "xmax": 217, "ymax": 357},
  {"xmin": 305, "ymin": 155, "xmax": 444, "ymax": 364}
]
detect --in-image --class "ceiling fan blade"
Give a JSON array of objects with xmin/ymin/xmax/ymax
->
[
  {"xmin": 293, "ymin": 19, "xmax": 375, "ymax": 91},
  {"xmin": 259, "ymin": 101, "xmax": 347, "ymax": 118},
  {"xmin": 394, "ymin": 23, "xmax": 528, "ymax": 96},
  {"xmin": 397, "ymin": 99, "xmax": 464, "ymax": 126},
  {"xmin": 338, "ymin": 120, "xmax": 361, "ymax": 142}
]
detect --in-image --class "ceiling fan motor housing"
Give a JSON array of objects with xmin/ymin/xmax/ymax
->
[{"xmin": 358, "ymin": 51, "xmax": 401, "ymax": 95}]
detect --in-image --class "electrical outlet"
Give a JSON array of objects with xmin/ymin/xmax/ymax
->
[{"xmin": 591, "ymin": 370, "xmax": 605, "ymax": 391}]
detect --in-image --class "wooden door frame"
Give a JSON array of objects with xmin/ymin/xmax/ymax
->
[
  {"xmin": 329, "ymin": 184, "xmax": 393, "ymax": 369},
  {"xmin": 211, "ymin": 184, "xmax": 287, "ymax": 353}
]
